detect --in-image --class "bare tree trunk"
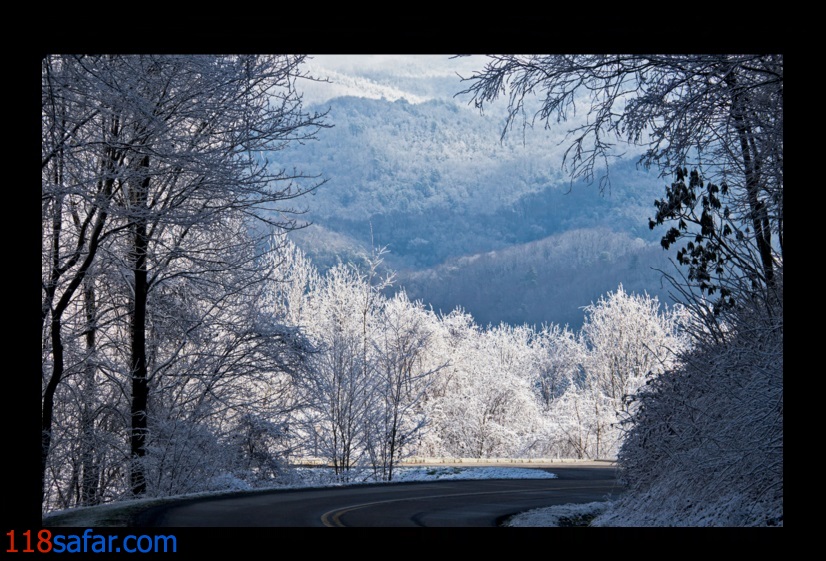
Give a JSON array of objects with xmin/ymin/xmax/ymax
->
[
  {"xmin": 130, "ymin": 154, "xmax": 150, "ymax": 497},
  {"xmin": 80, "ymin": 277, "xmax": 101, "ymax": 505},
  {"xmin": 41, "ymin": 166, "xmax": 112, "ymax": 508},
  {"xmin": 728, "ymin": 75, "xmax": 775, "ymax": 289},
  {"xmin": 42, "ymin": 313, "xmax": 64, "ymax": 507}
]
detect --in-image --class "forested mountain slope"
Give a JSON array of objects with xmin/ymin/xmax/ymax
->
[
  {"xmin": 399, "ymin": 228, "xmax": 673, "ymax": 329},
  {"xmin": 272, "ymin": 95, "xmax": 674, "ymax": 326}
]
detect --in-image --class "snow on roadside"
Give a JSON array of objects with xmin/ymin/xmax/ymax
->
[{"xmin": 504, "ymin": 501, "xmax": 609, "ymax": 527}]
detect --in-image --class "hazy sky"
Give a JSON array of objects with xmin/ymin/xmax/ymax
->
[
  {"xmin": 300, "ymin": 55, "xmax": 489, "ymax": 106},
  {"xmin": 307, "ymin": 54, "xmax": 486, "ymax": 77}
]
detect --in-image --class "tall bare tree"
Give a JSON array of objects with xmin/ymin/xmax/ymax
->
[{"xmin": 41, "ymin": 55, "xmax": 326, "ymax": 505}]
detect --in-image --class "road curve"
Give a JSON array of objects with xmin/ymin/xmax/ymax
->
[{"xmin": 134, "ymin": 465, "xmax": 622, "ymax": 527}]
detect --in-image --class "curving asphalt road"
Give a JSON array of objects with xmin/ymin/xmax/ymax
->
[{"xmin": 134, "ymin": 464, "xmax": 622, "ymax": 527}]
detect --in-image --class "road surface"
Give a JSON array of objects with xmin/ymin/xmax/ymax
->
[{"xmin": 135, "ymin": 464, "xmax": 621, "ymax": 527}]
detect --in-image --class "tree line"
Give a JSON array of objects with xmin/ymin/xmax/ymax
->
[{"xmin": 267, "ymin": 240, "xmax": 686, "ymax": 474}]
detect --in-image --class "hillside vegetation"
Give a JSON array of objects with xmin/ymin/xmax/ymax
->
[{"xmin": 273, "ymin": 95, "xmax": 672, "ymax": 327}]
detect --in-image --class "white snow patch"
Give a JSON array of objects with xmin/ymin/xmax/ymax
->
[{"xmin": 505, "ymin": 501, "xmax": 609, "ymax": 527}]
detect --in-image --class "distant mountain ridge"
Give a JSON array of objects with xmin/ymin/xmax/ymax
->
[
  {"xmin": 273, "ymin": 94, "xmax": 677, "ymax": 327},
  {"xmin": 398, "ymin": 227, "xmax": 674, "ymax": 329}
]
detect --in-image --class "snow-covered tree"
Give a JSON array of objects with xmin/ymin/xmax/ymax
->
[
  {"xmin": 420, "ymin": 318, "xmax": 545, "ymax": 459},
  {"xmin": 367, "ymin": 292, "xmax": 443, "ymax": 480},
  {"xmin": 288, "ymin": 251, "xmax": 392, "ymax": 477},
  {"xmin": 581, "ymin": 286, "xmax": 685, "ymax": 404},
  {"xmin": 547, "ymin": 286, "xmax": 686, "ymax": 459},
  {"xmin": 42, "ymin": 55, "xmax": 128, "ymax": 507},
  {"xmin": 41, "ymin": 54, "xmax": 325, "ymax": 507},
  {"xmin": 532, "ymin": 324, "xmax": 582, "ymax": 409},
  {"xmin": 461, "ymin": 54, "xmax": 783, "ymax": 524},
  {"xmin": 593, "ymin": 289, "xmax": 783, "ymax": 526}
]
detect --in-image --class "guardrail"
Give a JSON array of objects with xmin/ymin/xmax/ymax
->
[{"xmin": 290, "ymin": 457, "xmax": 615, "ymax": 467}]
